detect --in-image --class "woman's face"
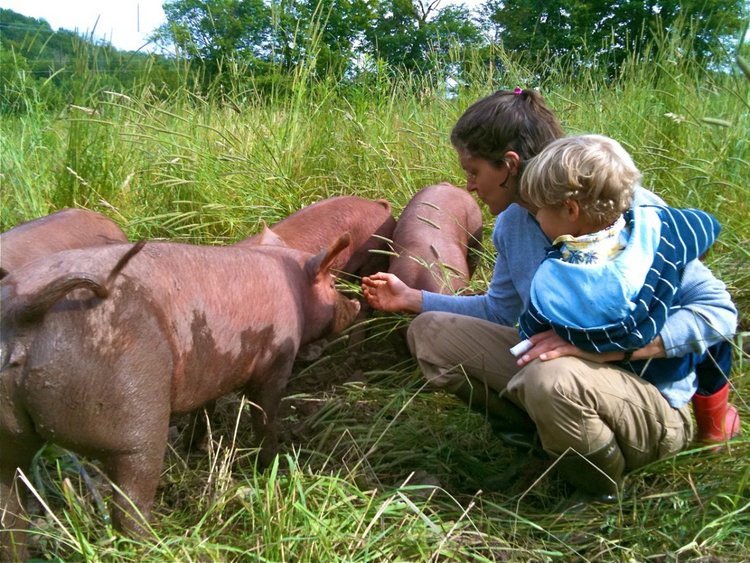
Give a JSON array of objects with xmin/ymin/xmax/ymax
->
[{"xmin": 458, "ymin": 149, "xmax": 517, "ymax": 215}]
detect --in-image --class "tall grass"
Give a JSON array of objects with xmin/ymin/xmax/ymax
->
[{"xmin": 1, "ymin": 26, "xmax": 749, "ymax": 561}]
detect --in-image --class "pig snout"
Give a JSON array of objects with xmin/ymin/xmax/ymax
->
[{"xmin": 333, "ymin": 296, "xmax": 361, "ymax": 334}]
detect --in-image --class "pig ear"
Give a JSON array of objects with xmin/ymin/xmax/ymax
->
[
  {"xmin": 258, "ymin": 225, "xmax": 286, "ymax": 247},
  {"xmin": 307, "ymin": 232, "xmax": 351, "ymax": 278},
  {"xmin": 375, "ymin": 198, "xmax": 392, "ymax": 213}
]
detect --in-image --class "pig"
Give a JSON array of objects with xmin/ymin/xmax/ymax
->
[
  {"xmin": 388, "ymin": 183, "xmax": 483, "ymax": 294},
  {"xmin": 238, "ymin": 196, "xmax": 396, "ymax": 282},
  {"xmin": 0, "ymin": 208, "xmax": 128, "ymax": 279},
  {"xmin": 240, "ymin": 195, "xmax": 398, "ymax": 356},
  {"xmin": 187, "ymin": 196, "xmax": 396, "ymax": 448},
  {"xmin": 0, "ymin": 235, "xmax": 359, "ymax": 560}
]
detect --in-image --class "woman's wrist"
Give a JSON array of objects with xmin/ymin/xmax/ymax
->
[{"xmin": 407, "ymin": 288, "xmax": 424, "ymax": 314}]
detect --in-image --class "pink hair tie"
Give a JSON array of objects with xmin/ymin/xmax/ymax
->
[{"xmin": 514, "ymin": 87, "xmax": 523, "ymax": 95}]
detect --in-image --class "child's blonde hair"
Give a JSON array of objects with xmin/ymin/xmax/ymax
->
[{"xmin": 520, "ymin": 134, "xmax": 640, "ymax": 226}]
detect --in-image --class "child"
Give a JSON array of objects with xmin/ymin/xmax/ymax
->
[{"xmin": 517, "ymin": 134, "xmax": 738, "ymax": 439}]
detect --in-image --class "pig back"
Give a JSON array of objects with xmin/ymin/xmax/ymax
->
[
  {"xmin": 389, "ymin": 183, "xmax": 483, "ymax": 294},
  {"xmin": 238, "ymin": 196, "xmax": 395, "ymax": 279},
  {"xmin": 119, "ymin": 243, "xmax": 317, "ymax": 411},
  {"xmin": 0, "ymin": 208, "xmax": 128, "ymax": 278},
  {"xmin": 2, "ymin": 242, "xmax": 320, "ymax": 414}
]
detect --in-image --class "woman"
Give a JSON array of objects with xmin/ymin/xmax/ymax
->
[{"xmin": 362, "ymin": 89, "xmax": 739, "ymax": 498}]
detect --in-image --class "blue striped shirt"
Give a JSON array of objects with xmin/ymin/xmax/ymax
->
[{"xmin": 519, "ymin": 205, "xmax": 721, "ymax": 353}]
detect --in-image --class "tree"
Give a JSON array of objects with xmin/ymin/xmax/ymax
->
[
  {"xmin": 156, "ymin": 0, "xmax": 272, "ymax": 67},
  {"xmin": 363, "ymin": 0, "xmax": 484, "ymax": 74},
  {"xmin": 155, "ymin": 0, "xmax": 486, "ymax": 83},
  {"xmin": 1, "ymin": 9, "xmax": 180, "ymax": 113},
  {"xmin": 155, "ymin": 0, "xmax": 375, "ymax": 80},
  {"xmin": 265, "ymin": 0, "xmax": 376, "ymax": 76},
  {"xmin": 480, "ymin": 0, "xmax": 748, "ymax": 70},
  {"xmin": 297, "ymin": 0, "xmax": 376, "ymax": 78}
]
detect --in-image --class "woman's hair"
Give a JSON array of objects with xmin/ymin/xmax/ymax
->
[
  {"xmin": 450, "ymin": 89, "xmax": 564, "ymax": 168},
  {"xmin": 520, "ymin": 134, "xmax": 640, "ymax": 226}
]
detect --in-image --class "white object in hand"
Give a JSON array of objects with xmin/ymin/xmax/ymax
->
[{"xmin": 510, "ymin": 339, "xmax": 533, "ymax": 357}]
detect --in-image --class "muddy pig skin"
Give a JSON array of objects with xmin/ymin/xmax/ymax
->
[
  {"xmin": 0, "ymin": 236, "xmax": 359, "ymax": 560},
  {"xmin": 388, "ymin": 183, "xmax": 483, "ymax": 294},
  {"xmin": 0, "ymin": 208, "xmax": 128, "ymax": 278},
  {"xmin": 239, "ymin": 196, "xmax": 396, "ymax": 281}
]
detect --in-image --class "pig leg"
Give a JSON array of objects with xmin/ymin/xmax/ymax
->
[
  {"xmin": 103, "ymin": 433, "xmax": 169, "ymax": 538},
  {"xmin": 182, "ymin": 401, "xmax": 217, "ymax": 452},
  {"xmin": 0, "ymin": 434, "xmax": 43, "ymax": 562},
  {"xmin": 1, "ymin": 463, "xmax": 29, "ymax": 562},
  {"xmin": 244, "ymin": 353, "xmax": 295, "ymax": 469},
  {"xmin": 18, "ymin": 320, "xmax": 173, "ymax": 539}
]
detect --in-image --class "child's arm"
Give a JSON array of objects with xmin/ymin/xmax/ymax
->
[{"xmin": 656, "ymin": 206, "xmax": 721, "ymax": 266}]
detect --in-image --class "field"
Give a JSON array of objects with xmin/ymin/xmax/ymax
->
[{"xmin": 1, "ymin": 40, "xmax": 749, "ymax": 561}]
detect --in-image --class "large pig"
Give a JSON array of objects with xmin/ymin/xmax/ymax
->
[
  {"xmin": 239, "ymin": 196, "xmax": 396, "ymax": 281},
  {"xmin": 0, "ymin": 208, "xmax": 128, "ymax": 278},
  {"xmin": 0, "ymin": 235, "xmax": 359, "ymax": 559},
  {"xmin": 388, "ymin": 183, "xmax": 483, "ymax": 294}
]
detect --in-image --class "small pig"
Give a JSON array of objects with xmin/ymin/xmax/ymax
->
[
  {"xmin": 0, "ymin": 235, "xmax": 359, "ymax": 559},
  {"xmin": 388, "ymin": 183, "xmax": 483, "ymax": 294},
  {"xmin": 239, "ymin": 196, "xmax": 396, "ymax": 281},
  {"xmin": 0, "ymin": 208, "xmax": 128, "ymax": 278},
  {"xmin": 194, "ymin": 195, "xmax": 396, "ymax": 446}
]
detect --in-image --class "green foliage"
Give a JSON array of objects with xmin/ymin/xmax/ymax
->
[
  {"xmin": 153, "ymin": 0, "xmax": 487, "ymax": 84},
  {"xmin": 16, "ymin": 359, "xmax": 750, "ymax": 561},
  {"xmin": 0, "ymin": 8, "xmax": 185, "ymax": 115},
  {"xmin": 479, "ymin": 0, "xmax": 748, "ymax": 74},
  {"xmin": 3, "ymin": 2, "xmax": 747, "ymax": 110},
  {"xmin": 157, "ymin": 0, "xmax": 272, "ymax": 67}
]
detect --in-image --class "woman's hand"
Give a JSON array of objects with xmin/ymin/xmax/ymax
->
[
  {"xmin": 515, "ymin": 330, "xmax": 666, "ymax": 367},
  {"xmin": 361, "ymin": 272, "xmax": 423, "ymax": 314}
]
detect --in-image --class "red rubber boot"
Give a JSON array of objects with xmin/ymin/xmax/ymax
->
[{"xmin": 692, "ymin": 383, "xmax": 741, "ymax": 443}]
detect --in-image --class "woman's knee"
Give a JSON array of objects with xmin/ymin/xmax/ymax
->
[
  {"xmin": 506, "ymin": 358, "xmax": 589, "ymax": 417},
  {"xmin": 406, "ymin": 312, "xmax": 458, "ymax": 390},
  {"xmin": 406, "ymin": 311, "xmax": 448, "ymax": 358}
]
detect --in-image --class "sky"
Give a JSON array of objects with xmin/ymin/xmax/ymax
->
[
  {"xmin": 2, "ymin": 0, "xmax": 168, "ymax": 51},
  {"xmin": 2, "ymin": 0, "xmax": 485, "ymax": 53}
]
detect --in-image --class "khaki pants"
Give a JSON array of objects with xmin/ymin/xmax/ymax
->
[{"xmin": 407, "ymin": 311, "xmax": 693, "ymax": 471}]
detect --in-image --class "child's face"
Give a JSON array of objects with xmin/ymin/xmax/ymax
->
[
  {"xmin": 535, "ymin": 203, "xmax": 573, "ymax": 241},
  {"xmin": 458, "ymin": 150, "xmax": 516, "ymax": 215}
]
